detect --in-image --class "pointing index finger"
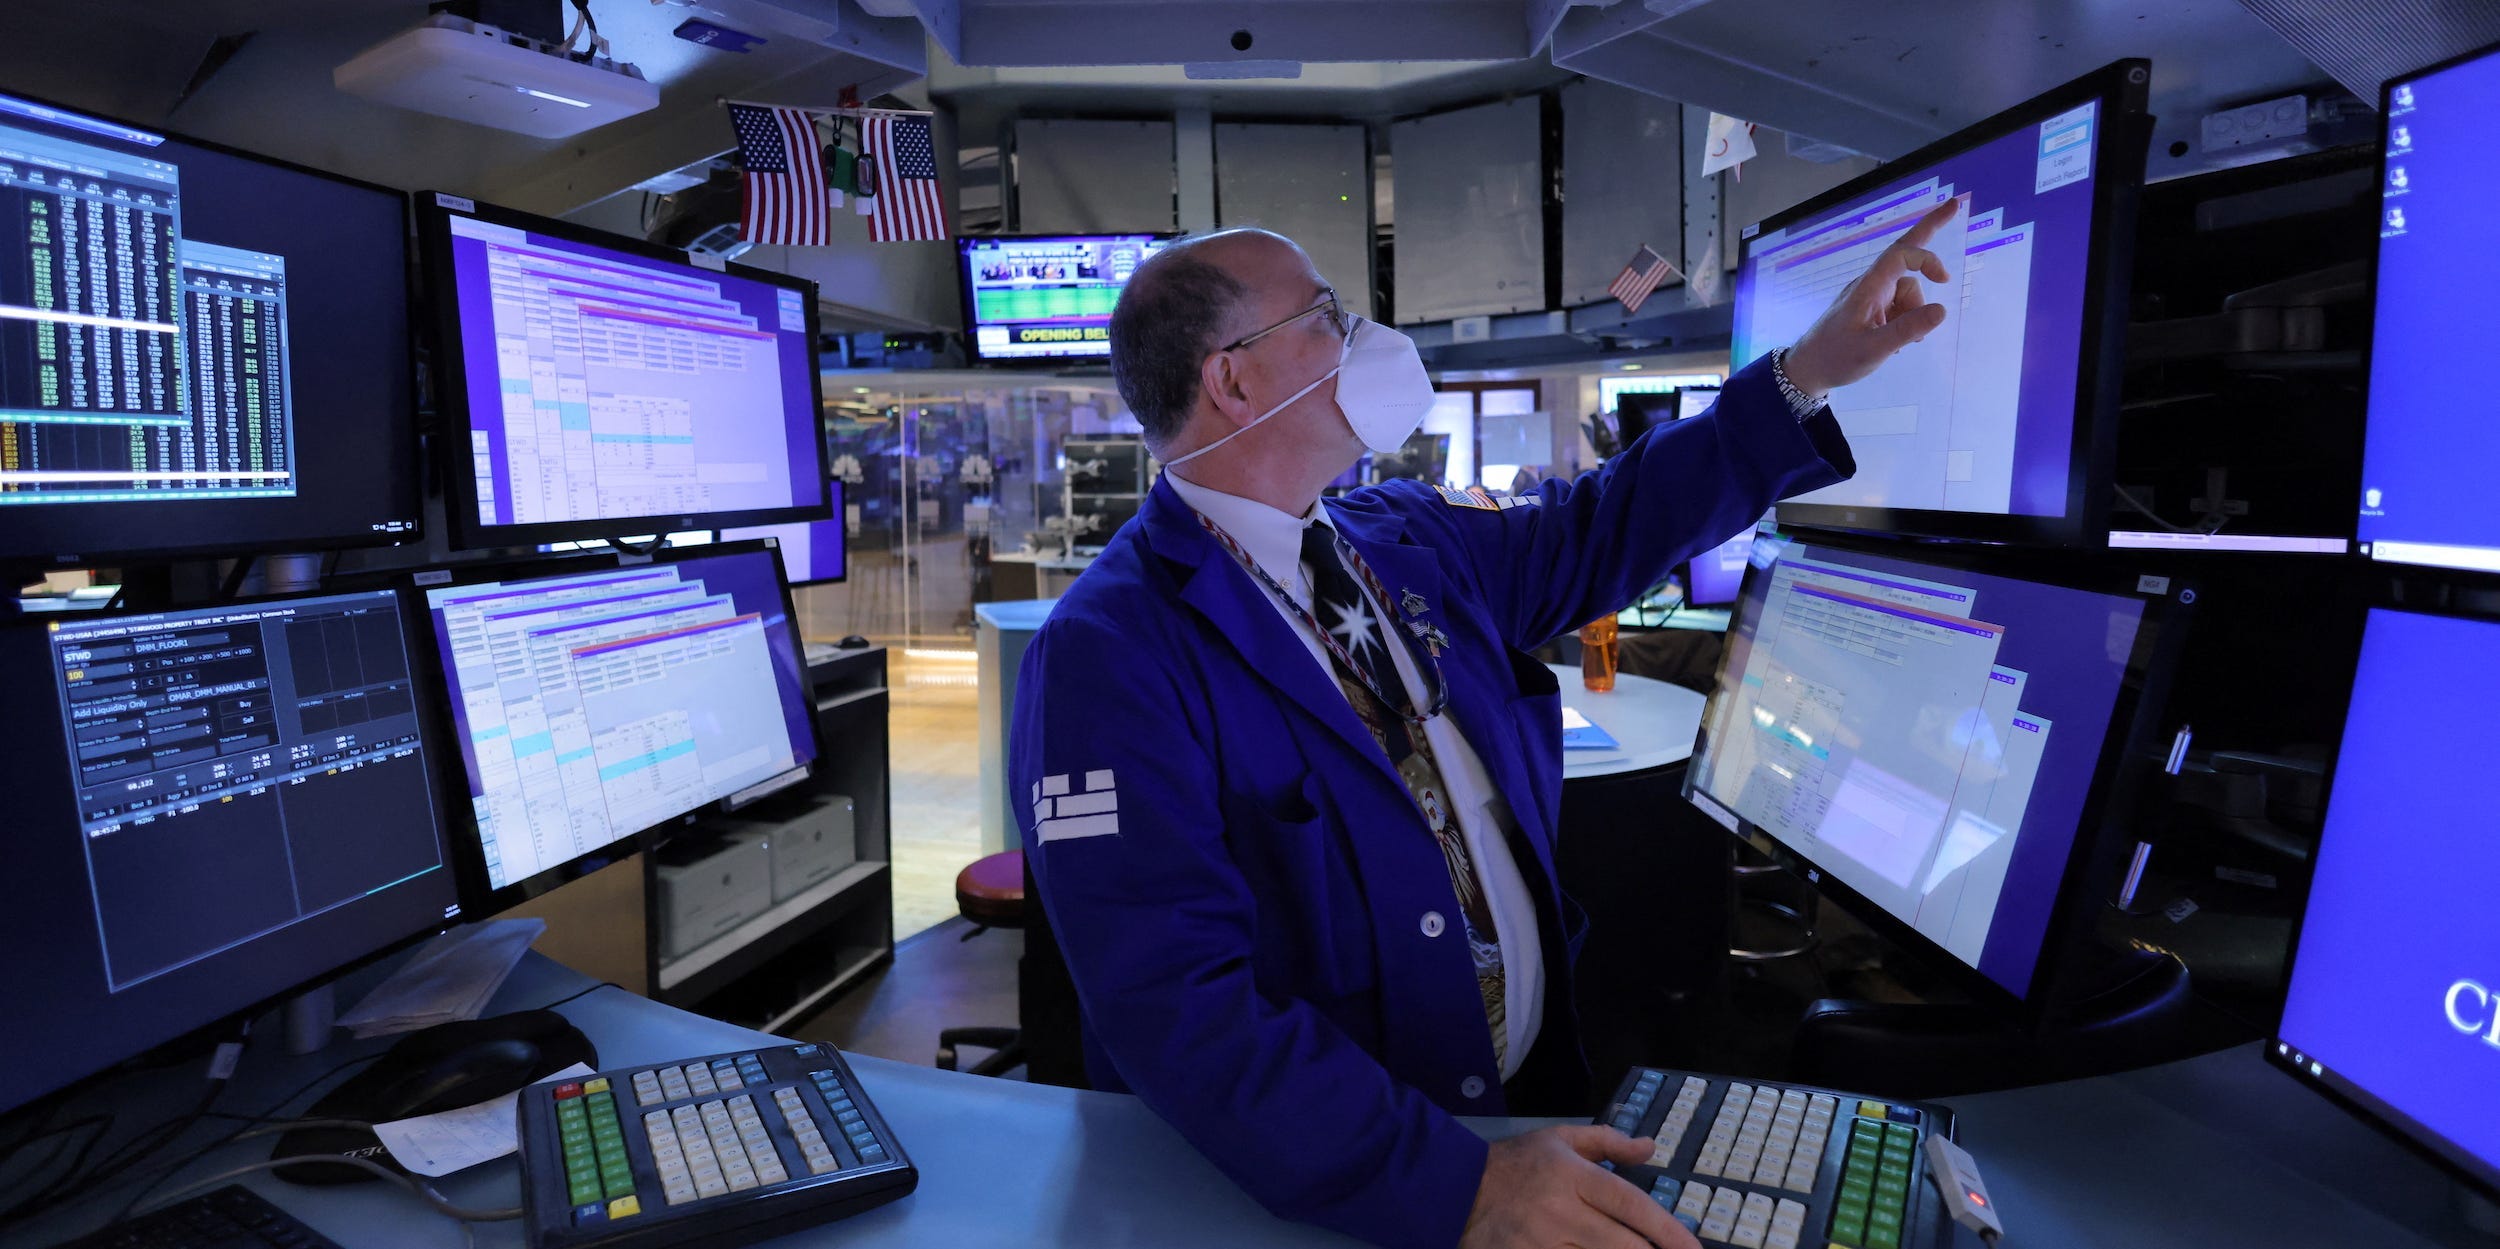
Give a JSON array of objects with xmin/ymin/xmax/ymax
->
[{"xmin": 1893, "ymin": 195, "xmax": 1965, "ymax": 252}]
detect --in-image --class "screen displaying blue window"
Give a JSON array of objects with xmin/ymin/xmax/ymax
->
[
  {"xmin": 2275, "ymin": 608, "xmax": 2500, "ymax": 1193},
  {"xmin": 422, "ymin": 548, "xmax": 814, "ymax": 891},
  {"xmin": 2358, "ymin": 46, "xmax": 2500, "ymax": 573}
]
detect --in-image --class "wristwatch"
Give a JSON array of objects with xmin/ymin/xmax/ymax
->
[{"xmin": 1771, "ymin": 348, "xmax": 1829, "ymax": 421}]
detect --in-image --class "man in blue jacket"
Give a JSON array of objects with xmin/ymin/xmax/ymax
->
[{"xmin": 1012, "ymin": 204, "xmax": 1959, "ymax": 1249}]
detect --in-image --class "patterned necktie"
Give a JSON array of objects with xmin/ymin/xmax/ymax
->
[{"xmin": 1298, "ymin": 522, "xmax": 1507, "ymax": 1068}]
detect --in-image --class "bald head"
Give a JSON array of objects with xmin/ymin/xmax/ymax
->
[{"xmin": 1107, "ymin": 229, "xmax": 1308, "ymax": 448}]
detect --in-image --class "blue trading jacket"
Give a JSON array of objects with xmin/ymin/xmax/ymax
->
[{"xmin": 1011, "ymin": 354, "xmax": 1853, "ymax": 1249}]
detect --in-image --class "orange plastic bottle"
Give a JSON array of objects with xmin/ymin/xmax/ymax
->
[{"xmin": 1580, "ymin": 615, "xmax": 1618, "ymax": 692}]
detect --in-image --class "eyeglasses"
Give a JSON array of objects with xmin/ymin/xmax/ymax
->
[{"xmin": 1221, "ymin": 290, "xmax": 1352, "ymax": 352}]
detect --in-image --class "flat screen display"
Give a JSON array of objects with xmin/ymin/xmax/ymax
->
[
  {"xmin": 0, "ymin": 590, "xmax": 459, "ymax": 1112},
  {"xmin": 419, "ymin": 545, "xmax": 815, "ymax": 895},
  {"xmin": 2357, "ymin": 46, "xmax": 2500, "ymax": 574},
  {"xmin": 1687, "ymin": 537, "xmax": 2153, "ymax": 1000},
  {"xmin": 1734, "ymin": 63, "xmax": 2143, "ymax": 545},
  {"xmin": 959, "ymin": 234, "xmax": 1173, "ymax": 361},
  {"xmin": 2274, "ymin": 608, "xmax": 2500, "ymax": 1194},
  {"xmin": 720, "ymin": 480, "xmax": 847, "ymax": 585},
  {"xmin": 1685, "ymin": 528, "xmax": 1754, "ymax": 607},
  {"xmin": 425, "ymin": 199, "xmax": 829, "ymax": 547},
  {"xmin": 0, "ymin": 91, "xmax": 419, "ymax": 564}
]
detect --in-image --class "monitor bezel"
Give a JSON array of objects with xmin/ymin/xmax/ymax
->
[
  {"xmin": 2355, "ymin": 38, "xmax": 2500, "ymax": 582},
  {"xmin": 0, "ymin": 89, "xmax": 423, "ymax": 570},
  {"xmin": 1681, "ymin": 528, "xmax": 2195, "ymax": 1019},
  {"xmin": 2266, "ymin": 596, "xmax": 2500, "ymax": 1201},
  {"xmin": 716, "ymin": 478, "xmax": 850, "ymax": 587},
  {"xmin": 1745, "ymin": 59, "xmax": 2152, "ymax": 549},
  {"xmin": 0, "ymin": 584, "xmax": 465, "ymax": 1117},
  {"xmin": 416, "ymin": 193, "xmax": 835, "ymax": 551},
  {"xmin": 955, "ymin": 231, "xmax": 1182, "ymax": 366},
  {"xmin": 405, "ymin": 540, "xmax": 824, "ymax": 918}
]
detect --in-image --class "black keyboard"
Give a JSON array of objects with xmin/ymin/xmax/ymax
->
[
  {"xmin": 516, "ymin": 1042, "xmax": 916, "ymax": 1249},
  {"xmin": 1594, "ymin": 1067, "xmax": 1957, "ymax": 1249},
  {"xmin": 56, "ymin": 1185, "xmax": 342, "ymax": 1249}
]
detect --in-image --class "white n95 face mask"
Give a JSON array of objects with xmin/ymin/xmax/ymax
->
[{"xmin": 1163, "ymin": 316, "xmax": 1436, "ymax": 467}]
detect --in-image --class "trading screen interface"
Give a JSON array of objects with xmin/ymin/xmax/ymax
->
[
  {"xmin": 1689, "ymin": 540, "xmax": 2142, "ymax": 996},
  {"xmin": 2277, "ymin": 609, "xmax": 2500, "ymax": 1189},
  {"xmin": 719, "ymin": 481, "xmax": 846, "ymax": 584},
  {"xmin": 424, "ymin": 551, "xmax": 815, "ymax": 891},
  {"xmin": 0, "ymin": 592, "xmax": 459, "ymax": 1113},
  {"xmin": 1686, "ymin": 529, "xmax": 1754, "ymax": 606},
  {"xmin": 1735, "ymin": 99, "xmax": 2103, "ymax": 520},
  {"xmin": 0, "ymin": 92, "xmax": 415, "ymax": 558},
  {"xmin": 442, "ymin": 215, "xmax": 825, "ymax": 532},
  {"xmin": 2358, "ymin": 50, "xmax": 2500, "ymax": 573},
  {"xmin": 961, "ymin": 235, "xmax": 1171, "ymax": 359}
]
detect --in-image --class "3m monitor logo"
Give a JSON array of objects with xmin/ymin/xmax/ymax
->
[{"xmin": 2445, "ymin": 980, "xmax": 2500, "ymax": 1046}]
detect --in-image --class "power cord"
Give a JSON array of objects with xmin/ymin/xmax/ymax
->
[
  {"xmin": 530, "ymin": 981, "xmax": 625, "ymax": 1013},
  {"xmin": 133, "ymin": 1153, "xmax": 521, "ymax": 1225}
]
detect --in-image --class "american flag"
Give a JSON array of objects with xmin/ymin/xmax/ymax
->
[
  {"xmin": 1608, "ymin": 244, "xmax": 1678, "ymax": 315},
  {"xmin": 866, "ymin": 113, "xmax": 949, "ymax": 243},
  {"xmin": 728, "ymin": 103, "xmax": 831, "ymax": 246}
]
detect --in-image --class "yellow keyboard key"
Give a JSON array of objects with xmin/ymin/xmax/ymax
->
[{"xmin": 607, "ymin": 1196, "xmax": 640, "ymax": 1219}]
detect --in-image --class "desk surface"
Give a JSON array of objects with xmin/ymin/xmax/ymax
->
[
  {"xmin": 11, "ymin": 954, "xmax": 2488, "ymax": 1249},
  {"xmin": 1547, "ymin": 663, "xmax": 1706, "ymax": 781}
]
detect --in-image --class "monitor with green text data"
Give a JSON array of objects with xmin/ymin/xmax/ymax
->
[
  {"xmin": 0, "ymin": 90, "xmax": 420, "ymax": 566},
  {"xmin": 958, "ymin": 234, "xmax": 1176, "ymax": 362}
]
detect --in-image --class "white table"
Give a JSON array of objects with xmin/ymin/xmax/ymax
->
[{"xmin": 1546, "ymin": 662, "xmax": 1707, "ymax": 780}]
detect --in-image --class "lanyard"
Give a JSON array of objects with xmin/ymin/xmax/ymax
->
[{"xmin": 1193, "ymin": 511, "xmax": 1450, "ymax": 726}]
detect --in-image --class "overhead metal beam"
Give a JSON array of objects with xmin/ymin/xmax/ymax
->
[
  {"xmin": 958, "ymin": 1, "xmax": 1531, "ymax": 68},
  {"xmin": 1553, "ymin": 28, "xmax": 1945, "ymax": 158}
]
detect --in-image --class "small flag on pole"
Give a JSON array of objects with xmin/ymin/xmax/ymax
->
[
  {"xmin": 865, "ymin": 113, "xmax": 950, "ymax": 242},
  {"xmin": 1608, "ymin": 245, "xmax": 1678, "ymax": 315},
  {"xmin": 727, "ymin": 103, "xmax": 831, "ymax": 246}
]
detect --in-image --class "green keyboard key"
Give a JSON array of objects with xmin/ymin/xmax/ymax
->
[
  {"xmin": 1866, "ymin": 1206, "xmax": 1903, "ymax": 1249},
  {"xmin": 1885, "ymin": 1123, "xmax": 1918, "ymax": 1145},
  {"xmin": 1874, "ymin": 1176, "xmax": 1909, "ymax": 1203},
  {"xmin": 1838, "ymin": 1178, "xmax": 1874, "ymax": 1208},
  {"xmin": 1829, "ymin": 1207, "xmax": 1867, "ymax": 1244},
  {"xmin": 1845, "ymin": 1152, "xmax": 1877, "ymax": 1178}
]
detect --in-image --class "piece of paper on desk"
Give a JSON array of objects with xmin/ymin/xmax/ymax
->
[
  {"xmin": 336, "ymin": 918, "xmax": 546, "ymax": 1039},
  {"xmin": 1561, "ymin": 706, "xmax": 1621, "ymax": 751},
  {"xmin": 374, "ymin": 1062, "xmax": 594, "ymax": 1177}
]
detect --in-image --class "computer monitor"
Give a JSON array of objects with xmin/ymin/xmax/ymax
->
[
  {"xmin": 1734, "ymin": 61, "xmax": 2150, "ymax": 547},
  {"xmin": 0, "ymin": 91, "xmax": 420, "ymax": 568},
  {"xmin": 958, "ymin": 234, "xmax": 1176, "ymax": 362},
  {"xmin": 2357, "ymin": 41, "xmax": 2500, "ymax": 574},
  {"xmin": 2271, "ymin": 606, "xmax": 2500, "ymax": 1195},
  {"xmin": 415, "ymin": 542, "xmax": 819, "ymax": 907},
  {"xmin": 720, "ymin": 480, "xmax": 849, "ymax": 586},
  {"xmin": 1676, "ymin": 386, "xmax": 1722, "ymax": 421},
  {"xmin": 0, "ymin": 589, "xmax": 462, "ymax": 1112},
  {"xmin": 1683, "ymin": 527, "xmax": 1755, "ymax": 607},
  {"xmin": 1373, "ymin": 432, "xmax": 1450, "ymax": 485},
  {"xmin": 419, "ymin": 194, "xmax": 833, "ymax": 550},
  {"xmin": 1685, "ymin": 534, "xmax": 2187, "ymax": 1007},
  {"xmin": 1616, "ymin": 392, "xmax": 1678, "ymax": 448}
]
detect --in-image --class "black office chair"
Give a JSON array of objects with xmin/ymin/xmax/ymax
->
[{"xmin": 935, "ymin": 850, "xmax": 1027, "ymax": 1078}]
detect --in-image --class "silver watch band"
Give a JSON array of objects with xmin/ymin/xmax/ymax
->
[{"xmin": 1771, "ymin": 348, "xmax": 1828, "ymax": 421}]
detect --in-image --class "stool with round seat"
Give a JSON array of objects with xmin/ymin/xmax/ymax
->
[{"xmin": 936, "ymin": 850, "xmax": 1028, "ymax": 1077}]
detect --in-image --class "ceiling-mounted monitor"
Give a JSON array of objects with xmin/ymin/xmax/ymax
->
[
  {"xmin": 958, "ymin": 234, "xmax": 1176, "ymax": 363},
  {"xmin": 418, "ymin": 193, "xmax": 832, "ymax": 550},
  {"xmin": 1735, "ymin": 60, "xmax": 2152, "ymax": 547},
  {"xmin": 0, "ymin": 90, "xmax": 420, "ymax": 568}
]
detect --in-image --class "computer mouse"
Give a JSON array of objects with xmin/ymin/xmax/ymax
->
[
  {"xmin": 371, "ymin": 1036, "xmax": 545, "ymax": 1121},
  {"xmin": 838, "ymin": 634, "xmax": 870, "ymax": 649}
]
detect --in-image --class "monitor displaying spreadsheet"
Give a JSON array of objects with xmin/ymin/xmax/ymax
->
[
  {"xmin": 1734, "ymin": 61, "xmax": 2145, "ymax": 546},
  {"xmin": 0, "ymin": 90, "xmax": 419, "ymax": 564},
  {"xmin": 423, "ymin": 197, "xmax": 831, "ymax": 548},
  {"xmin": 2357, "ymin": 43, "xmax": 2500, "ymax": 574},
  {"xmin": 719, "ymin": 480, "xmax": 846, "ymax": 586},
  {"xmin": 1687, "ymin": 536, "xmax": 2175, "ymax": 1002},
  {"xmin": 419, "ymin": 545, "xmax": 817, "ymax": 897}
]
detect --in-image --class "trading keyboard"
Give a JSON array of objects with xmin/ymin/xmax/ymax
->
[
  {"xmin": 516, "ymin": 1043, "xmax": 916, "ymax": 1249},
  {"xmin": 56, "ymin": 1185, "xmax": 344, "ymax": 1249},
  {"xmin": 1595, "ymin": 1068, "xmax": 1956, "ymax": 1249}
]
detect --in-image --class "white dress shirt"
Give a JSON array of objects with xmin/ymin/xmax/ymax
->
[{"xmin": 1167, "ymin": 472, "xmax": 1544, "ymax": 1079}]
